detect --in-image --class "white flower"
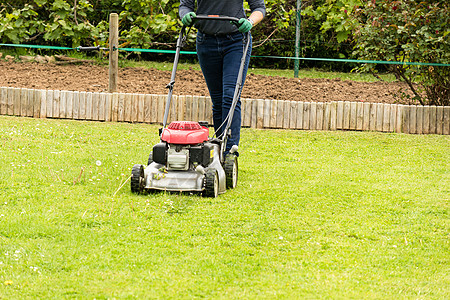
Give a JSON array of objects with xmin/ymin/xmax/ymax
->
[{"xmin": 96, "ymin": 160, "xmax": 102, "ymax": 166}]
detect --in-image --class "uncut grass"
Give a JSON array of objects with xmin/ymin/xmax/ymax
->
[{"xmin": 0, "ymin": 116, "xmax": 449, "ymax": 299}]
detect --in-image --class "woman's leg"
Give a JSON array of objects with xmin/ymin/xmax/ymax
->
[
  {"xmin": 196, "ymin": 31, "xmax": 252, "ymax": 153},
  {"xmin": 221, "ymin": 33, "xmax": 252, "ymax": 153},
  {"xmin": 196, "ymin": 32, "xmax": 224, "ymax": 137}
]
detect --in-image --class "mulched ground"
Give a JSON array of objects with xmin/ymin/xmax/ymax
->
[{"xmin": 0, "ymin": 60, "xmax": 415, "ymax": 104}]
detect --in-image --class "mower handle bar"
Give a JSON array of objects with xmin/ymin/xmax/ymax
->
[{"xmin": 193, "ymin": 15, "xmax": 241, "ymax": 27}]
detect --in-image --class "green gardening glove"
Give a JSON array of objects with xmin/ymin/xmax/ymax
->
[
  {"xmin": 182, "ymin": 12, "xmax": 196, "ymax": 26},
  {"xmin": 238, "ymin": 18, "xmax": 252, "ymax": 33}
]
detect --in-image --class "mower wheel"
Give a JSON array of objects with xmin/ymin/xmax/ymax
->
[
  {"xmin": 131, "ymin": 164, "xmax": 145, "ymax": 194},
  {"xmin": 224, "ymin": 154, "xmax": 238, "ymax": 189},
  {"xmin": 203, "ymin": 169, "xmax": 219, "ymax": 198},
  {"xmin": 147, "ymin": 151, "xmax": 153, "ymax": 165}
]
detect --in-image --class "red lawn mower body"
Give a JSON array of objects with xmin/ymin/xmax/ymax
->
[{"xmin": 161, "ymin": 121, "xmax": 209, "ymax": 145}]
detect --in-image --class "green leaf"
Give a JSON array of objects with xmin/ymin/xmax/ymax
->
[{"xmin": 337, "ymin": 31, "xmax": 349, "ymax": 43}]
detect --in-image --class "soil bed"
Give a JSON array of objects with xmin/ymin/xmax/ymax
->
[{"xmin": 0, "ymin": 60, "xmax": 414, "ymax": 104}]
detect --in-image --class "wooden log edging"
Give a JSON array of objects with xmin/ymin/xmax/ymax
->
[{"xmin": 0, "ymin": 87, "xmax": 449, "ymax": 135}]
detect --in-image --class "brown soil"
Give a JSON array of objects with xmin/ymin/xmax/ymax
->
[{"xmin": 0, "ymin": 60, "xmax": 413, "ymax": 104}]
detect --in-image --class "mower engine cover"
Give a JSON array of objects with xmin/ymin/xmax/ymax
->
[{"xmin": 161, "ymin": 121, "xmax": 209, "ymax": 145}]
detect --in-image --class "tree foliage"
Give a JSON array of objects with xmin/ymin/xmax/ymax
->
[
  {"xmin": 0, "ymin": 0, "xmax": 178, "ymax": 48},
  {"xmin": 302, "ymin": 0, "xmax": 362, "ymax": 43},
  {"xmin": 0, "ymin": 0, "xmax": 355, "ymax": 69}
]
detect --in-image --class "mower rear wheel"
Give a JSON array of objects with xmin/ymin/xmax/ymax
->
[
  {"xmin": 203, "ymin": 169, "xmax": 219, "ymax": 198},
  {"xmin": 224, "ymin": 154, "xmax": 238, "ymax": 189},
  {"xmin": 147, "ymin": 151, "xmax": 153, "ymax": 165},
  {"xmin": 131, "ymin": 164, "xmax": 145, "ymax": 194}
]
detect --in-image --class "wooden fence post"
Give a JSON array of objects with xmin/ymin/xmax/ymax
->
[
  {"xmin": 295, "ymin": 101, "xmax": 303, "ymax": 130},
  {"xmin": 310, "ymin": 102, "xmax": 317, "ymax": 130},
  {"xmin": 270, "ymin": 100, "xmax": 277, "ymax": 128},
  {"xmin": 20, "ymin": 88, "xmax": 28, "ymax": 117},
  {"xmin": 39, "ymin": 90, "xmax": 46, "ymax": 118},
  {"xmin": 0, "ymin": 87, "xmax": 6, "ymax": 115},
  {"xmin": 263, "ymin": 99, "xmax": 271, "ymax": 128},
  {"xmin": 303, "ymin": 102, "xmax": 310, "ymax": 130},
  {"xmin": 382, "ymin": 103, "xmax": 390, "ymax": 132},
  {"xmin": 205, "ymin": 96, "xmax": 212, "ymax": 124},
  {"xmin": 409, "ymin": 105, "xmax": 417, "ymax": 134},
  {"xmin": 257, "ymin": 99, "xmax": 265, "ymax": 129},
  {"xmin": 198, "ymin": 96, "xmax": 205, "ymax": 121},
  {"xmin": 336, "ymin": 101, "xmax": 343, "ymax": 130},
  {"xmin": 443, "ymin": 107, "xmax": 450, "ymax": 135},
  {"xmin": 429, "ymin": 106, "xmax": 437, "ymax": 134},
  {"xmin": 423, "ymin": 106, "xmax": 430, "ymax": 134},
  {"xmin": 323, "ymin": 102, "xmax": 331, "ymax": 131},
  {"xmin": 401, "ymin": 105, "xmax": 410, "ymax": 134},
  {"xmin": 316, "ymin": 102, "xmax": 324, "ymax": 130},
  {"xmin": 142, "ymin": 94, "xmax": 150, "ymax": 123},
  {"xmin": 85, "ymin": 92, "xmax": 92, "ymax": 120},
  {"xmin": 389, "ymin": 104, "xmax": 397, "ymax": 133},
  {"xmin": 118, "ymin": 93, "xmax": 125, "ymax": 122},
  {"xmin": 349, "ymin": 102, "xmax": 357, "ymax": 130},
  {"xmin": 73, "ymin": 91, "xmax": 80, "ymax": 120},
  {"xmin": 13, "ymin": 88, "xmax": 21, "ymax": 116},
  {"xmin": 283, "ymin": 100, "xmax": 290, "ymax": 129},
  {"xmin": 277, "ymin": 100, "xmax": 284, "ymax": 129},
  {"xmin": 109, "ymin": 13, "xmax": 119, "ymax": 93},
  {"xmin": 330, "ymin": 102, "xmax": 337, "ymax": 131},
  {"xmin": 59, "ymin": 90, "xmax": 67, "ymax": 119},
  {"xmin": 343, "ymin": 101, "xmax": 350, "ymax": 130},
  {"xmin": 436, "ymin": 106, "xmax": 444, "ymax": 135}
]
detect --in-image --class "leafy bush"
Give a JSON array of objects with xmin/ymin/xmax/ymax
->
[
  {"xmin": 353, "ymin": 0, "xmax": 449, "ymax": 106},
  {"xmin": 303, "ymin": 0, "xmax": 450, "ymax": 105},
  {"xmin": 0, "ymin": 0, "xmax": 102, "ymax": 47}
]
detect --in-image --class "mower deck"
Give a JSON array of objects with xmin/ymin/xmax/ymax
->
[{"xmin": 144, "ymin": 142, "xmax": 226, "ymax": 194}]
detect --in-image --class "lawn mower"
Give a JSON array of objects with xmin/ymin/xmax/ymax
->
[{"xmin": 130, "ymin": 15, "xmax": 250, "ymax": 197}]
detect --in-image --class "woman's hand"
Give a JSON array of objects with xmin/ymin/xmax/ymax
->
[
  {"xmin": 182, "ymin": 12, "xmax": 197, "ymax": 26},
  {"xmin": 237, "ymin": 18, "xmax": 253, "ymax": 33}
]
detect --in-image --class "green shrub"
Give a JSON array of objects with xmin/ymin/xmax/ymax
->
[{"xmin": 353, "ymin": 0, "xmax": 450, "ymax": 106}]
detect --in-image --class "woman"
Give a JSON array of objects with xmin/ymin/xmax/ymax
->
[{"xmin": 179, "ymin": 0, "xmax": 266, "ymax": 157}]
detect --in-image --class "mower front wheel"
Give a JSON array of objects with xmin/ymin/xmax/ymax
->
[
  {"xmin": 203, "ymin": 169, "xmax": 219, "ymax": 198},
  {"xmin": 131, "ymin": 164, "xmax": 145, "ymax": 194}
]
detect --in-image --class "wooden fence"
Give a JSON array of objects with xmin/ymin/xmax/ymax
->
[{"xmin": 0, "ymin": 87, "xmax": 449, "ymax": 135}]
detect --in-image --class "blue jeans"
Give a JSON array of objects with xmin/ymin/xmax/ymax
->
[{"xmin": 196, "ymin": 31, "xmax": 252, "ymax": 155}]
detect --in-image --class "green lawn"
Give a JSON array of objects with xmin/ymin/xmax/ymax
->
[{"xmin": 0, "ymin": 116, "xmax": 449, "ymax": 299}]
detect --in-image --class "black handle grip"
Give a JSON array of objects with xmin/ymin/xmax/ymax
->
[{"xmin": 194, "ymin": 15, "xmax": 241, "ymax": 27}]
